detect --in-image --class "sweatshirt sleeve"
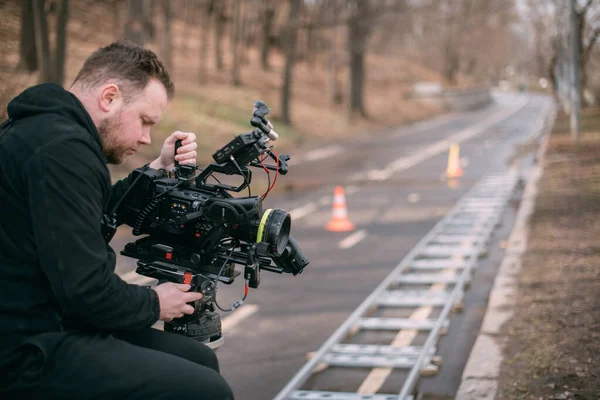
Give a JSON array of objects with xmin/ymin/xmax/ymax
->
[
  {"xmin": 25, "ymin": 136, "xmax": 160, "ymax": 330},
  {"xmin": 106, "ymin": 169, "xmax": 137, "ymax": 219}
]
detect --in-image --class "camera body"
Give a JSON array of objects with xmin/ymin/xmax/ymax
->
[{"xmin": 108, "ymin": 101, "xmax": 308, "ymax": 347}]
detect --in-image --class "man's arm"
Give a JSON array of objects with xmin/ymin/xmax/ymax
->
[
  {"xmin": 106, "ymin": 168, "xmax": 146, "ymax": 220},
  {"xmin": 26, "ymin": 136, "xmax": 160, "ymax": 330}
]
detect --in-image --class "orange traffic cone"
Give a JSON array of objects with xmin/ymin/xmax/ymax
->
[
  {"xmin": 325, "ymin": 186, "xmax": 355, "ymax": 232},
  {"xmin": 445, "ymin": 143, "xmax": 463, "ymax": 178}
]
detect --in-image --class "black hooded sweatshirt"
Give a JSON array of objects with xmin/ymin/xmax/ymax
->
[{"xmin": 0, "ymin": 84, "xmax": 160, "ymax": 363}]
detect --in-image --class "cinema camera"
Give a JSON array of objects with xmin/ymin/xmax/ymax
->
[{"xmin": 103, "ymin": 101, "xmax": 309, "ymax": 348}]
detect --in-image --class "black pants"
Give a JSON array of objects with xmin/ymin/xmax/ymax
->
[{"xmin": 2, "ymin": 328, "xmax": 234, "ymax": 400}]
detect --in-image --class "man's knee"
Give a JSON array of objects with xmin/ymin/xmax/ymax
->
[
  {"xmin": 186, "ymin": 341, "xmax": 220, "ymax": 373},
  {"xmin": 166, "ymin": 366, "xmax": 234, "ymax": 400},
  {"xmin": 114, "ymin": 329, "xmax": 221, "ymax": 373}
]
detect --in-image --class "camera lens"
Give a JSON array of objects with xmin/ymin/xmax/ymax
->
[{"xmin": 256, "ymin": 209, "xmax": 291, "ymax": 256}]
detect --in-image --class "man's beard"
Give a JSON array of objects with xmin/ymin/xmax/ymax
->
[{"xmin": 97, "ymin": 114, "xmax": 127, "ymax": 164}]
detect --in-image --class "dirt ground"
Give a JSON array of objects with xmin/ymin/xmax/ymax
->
[{"xmin": 496, "ymin": 109, "xmax": 600, "ymax": 400}]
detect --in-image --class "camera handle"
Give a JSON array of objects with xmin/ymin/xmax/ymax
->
[
  {"xmin": 244, "ymin": 244, "xmax": 261, "ymax": 289},
  {"xmin": 174, "ymin": 140, "xmax": 182, "ymax": 168},
  {"xmin": 173, "ymin": 139, "xmax": 196, "ymax": 180}
]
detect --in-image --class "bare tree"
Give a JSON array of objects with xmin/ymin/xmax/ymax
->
[
  {"xmin": 327, "ymin": 0, "xmax": 342, "ymax": 104},
  {"xmin": 19, "ymin": 0, "xmax": 37, "ymax": 72},
  {"xmin": 347, "ymin": 0, "xmax": 371, "ymax": 118},
  {"xmin": 54, "ymin": 0, "xmax": 69, "ymax": 86},
  {"xmin": 231, "ymin": 0, "xmax": 242, "ymax": 86},
  {"xmin": 160, "ymin": 0, "xmax": 173, "ymax": 74},
  {"xmin": 574, "ymin": 0, "xmax": 600, "ymax": 104},
  {"xmin": 32, "ymin": 0, "xmax": 53, "ymax": 83},
  {"xmin": 281, "ymin": 0, "xmax": 303, "ymax": 125},
  {"xmin": 29, "ymin": 0, "xmax": 70, "ymax": 85},
  {"xmin": 199, "ymin": 0, "xmax": 214, "ymax": 82},
  {"xmin": 261, "ymin": 0, "xmax": 276, "ymax": 70},
  {"xmin": 214, "ymin": 0, "xmax": 226, "ymax": 70},
  {"xmin": 440, "ymin": 0, "xmax": 476, "ymax": 85},
  {"xmin": 125, "ymin": 0, "xmax": 147, "ymax": 45},
  {"xmin": 112, "ymin": 0, "xmax": 122, "ymax": 40}
]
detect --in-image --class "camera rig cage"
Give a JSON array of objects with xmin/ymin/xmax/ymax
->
[{"xmin": 103, "ymin": 101, "xmax": 309, "ymax": 348}]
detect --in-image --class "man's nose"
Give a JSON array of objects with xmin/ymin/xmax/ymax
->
[{"xmin": 140, "ymin": 129, "xmax": 151, "ymax": 145}]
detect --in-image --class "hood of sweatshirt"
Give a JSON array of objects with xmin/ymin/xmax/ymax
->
[{"xmin": 6, "ymin": 83, "xmax": 101, "ymax": 148}]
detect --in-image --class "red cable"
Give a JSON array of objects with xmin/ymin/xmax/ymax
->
[
  {"xmin": 269, "ymin": 149, "xmax": 279, "ymax": 192},
  {"xmin": 260, "ymin": 149, "xmax": 279, "ymax": 199}
]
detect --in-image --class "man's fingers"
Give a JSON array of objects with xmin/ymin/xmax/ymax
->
[
  {"xmin": 175, "ymin": 151, "xmax": 197, "ymax": 162},
  {"xmin": 175, "ymin": 283, "xmax": 191, "ymax": 292},
  {"xmin": 184, "ymin": 292, "xmax": 204, "ymax": 302},
  {"xmin": 171, "ymin": 131, "xmax": 195, "ymax": 146},
  {"xmin": 182, "ymin": 304, "xmax": 195, "ymax": 315},
  {"xmin": 175, "ymin": 142, "xmax": 197, "ymax": 154}
]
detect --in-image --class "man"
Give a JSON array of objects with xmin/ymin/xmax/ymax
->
[{"xmin": 0, "ymin": 40, "xmax": 234, "ymax": 399}]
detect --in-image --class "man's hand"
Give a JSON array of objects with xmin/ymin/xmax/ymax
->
[
  {"xmin": 149, "ymin": 131, "xmax": 197, "ymax": 170},
  {"xmin": 153, "ymin": 282, "xmax": 203, "ymax": 322}
]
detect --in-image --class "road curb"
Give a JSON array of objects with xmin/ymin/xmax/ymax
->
[{"xmin": 454, "ymin": 102, "xmax": 556, "ymax": 400}]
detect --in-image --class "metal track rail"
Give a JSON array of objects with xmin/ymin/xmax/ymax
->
[{"xmin": 273, "ymin": 173, "xmax": 520, "ymax": 400}]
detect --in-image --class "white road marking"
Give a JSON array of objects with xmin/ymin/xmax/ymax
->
[
  {"xmin": 407, "ymin": 193, "xmax": 420, "ymax": 203},
  {"xmin": 296, "ymin": 146, "xmax": 342, "ymax": 163},
  {"xmin": 367, "ymin": 99, "xmax": 528, "ymax": 181},
  {"xmin": 346, "ymin": 185, "xmax": 359, "ymax": 195},
  {"xmin": 289, "ymin": 202, "xmax": 318, "ymax": 220},
  {"xmin": 319, "ymin": 195, "xmax": 331, "ymax": 206},
  {"xmin": 222, "ymin": 304, "xmax": 259, "ymax": 332},
  {"xmin": 392, "ymin": 111, "xmax": 460, "ymax": 138},
  {"xmin": 339, "ymin": 230, "xmax": 368, "ymax": 249}
]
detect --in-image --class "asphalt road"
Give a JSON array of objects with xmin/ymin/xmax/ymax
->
[{"xmin": 111, "ymin": 91, "xmax": 552, "ymax": 400}]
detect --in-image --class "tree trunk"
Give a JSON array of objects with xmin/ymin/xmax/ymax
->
[
  {"xmin": 199, "ymin": 1, "xmax": 212, "ymax": 82},
  {"xmin": 575, "ymin": 7, "xmax": 586, "ymax": 107},
  {"xmin": 328, "ymin": 2, "xmax": 340, "ymax": 105},
  {"xmin": 239, "ymin": 2, "xmax": 250, "ymax": 66},
  {"xmin": 261, "ymin": 2, "xmax": 275, "ymax": 70},
  {"xmin": 281, "ymin": 0, "xmax": 302, "ymax": 125},
  {"xmin": 144, "ymin": 0, "xmax": 156, "ymax": 40},
  {"xmin": 32, "ymin": 0, "xmax": 52, "ymax": 83},
  {"xmin": 160, "ymin": 0, "xmax": 173, "ymax": 73},
  {"xmin": 347, "ymin": 0, "xmax": 370, "ymax": 119},
  {"xmin": 305, "ymin": 23, "xmax": 314, "ymax": 65},
  {"xmin": 112, "ymin": 0, "xmax": 121, "ymax": 40},
  {"xmin": 125, "ymin": 0, "xmax": 146, "ymax": 46},
  {"xmin": 231, "ymin": 0, "xmax": 241, "ymax": 86},
  {"xmin": 442, "ymin": 0, "xmax": 473, "ymax": 86},
  {"xmin": 348, "ymin": 45, "xmax": 365, "ymax": 117},
  {"xmin": 443, "ymin": 38, "xmax": 459, "ymax": 85},
  {"xmin": 214, "ymin": 0, "xmax": 225, "ymax": 70},
  {"xmin": 328, "ymin": 34, "xmax": 339, "ymax": 104},
  {"xmin": 53, "ymin": 0, "xmax": 69, "ymax": 86},
  {"xmin": 19, "ymin": 0, "xmax": 38, "ymax": 72}
]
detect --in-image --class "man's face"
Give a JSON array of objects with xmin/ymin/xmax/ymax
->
[{"xmin": 98, "ymin": 78, "xmax": 168, "ymax": 164}]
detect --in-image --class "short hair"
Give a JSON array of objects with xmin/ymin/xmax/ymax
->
[{"xmin": 71, "ymin": 39, "xmax": 174, "ymax": 101}]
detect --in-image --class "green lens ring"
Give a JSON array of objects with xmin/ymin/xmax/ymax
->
[
  {"xmin": 256, "ymin": 208, "xmax": 291, "ymax": 255},
  {"xmin": 256, "ymin": 208, "xmax": 273, "ymax": 243}
]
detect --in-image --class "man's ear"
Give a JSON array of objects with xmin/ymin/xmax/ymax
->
[{"xmin": 98, "ymin": 84, "xmax": 123, "ymax": 113}]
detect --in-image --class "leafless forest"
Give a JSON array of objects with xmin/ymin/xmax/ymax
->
[{"xmin": 1, "ymin": 0, "xmax": 599, "ymax": 148}]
